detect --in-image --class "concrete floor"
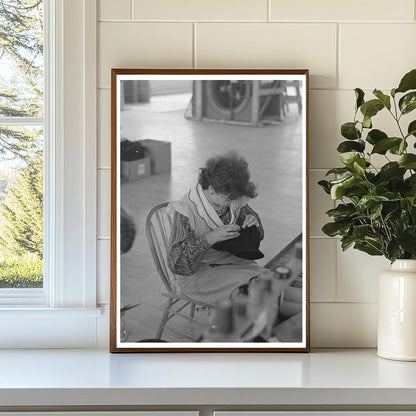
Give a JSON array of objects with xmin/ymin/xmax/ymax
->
[{"xmin": 120, "ymin": 93, "xmax": 303, "ymax": 342}]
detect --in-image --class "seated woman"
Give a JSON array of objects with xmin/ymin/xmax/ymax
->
[{"xmin": 167, "ymin": 151, "xmax": 270, "ymax": 305}]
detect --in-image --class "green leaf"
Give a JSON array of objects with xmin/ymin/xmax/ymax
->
[
  {"xmin": 390, "ymin": 139, "xmax": 408, "ymax": 155},
  {"xmin": 410, "ymin": 206, "xmax": 416, "ymax": 222},
  {"xmin": 341, "ymin": 235, "xmax": 355, "ymax": 251},
  {"xmin": 355, "ymin": 88, "xmax": 365, "ymax": 110},
  {"xmin": 352, "ymin": 224, "xmax": 373, "ymax": 240},
  {"xmin": 398, "ymin": 227, "xmax": 416, "ymax": 255},
  {"xmin": 360, "ymin": 99, "xmax": 384, "ymax": 119},
  {"xmin": 363, "ymin": 116, "xmax": 372, "ymax": 129},
  {"xmin": 399, "ymin": 154, "xmax": 416, "ymax": 169},
  {"xmin": 371, "ymin": 137, "xmax": 402, "ymax": 154},
  {"xmin": 383, "ymin": 191, "xmax": 402, "ymax": 201},
  {"xmin": 399, "ymin": 92, "xmax": 416, "ymax": 115},
  {"xmin": 326, "ymin": 203, "xmax": 357, "ymax": 220},
  {"xmin": 378, "ymin": 162, "xmax": 406, "ymax": 181},
  {"xmin": 341, "ymin": 122, "xmax": 360, "ymax": 140},
  {"xmin": 330, "ymin": 176, "xmax": 358, "ymax": 199},
  {"xmin": 406, "ymin": 174, "xmax": 416, "ymax": 188},
  {"xmin": 365, "ymin": 236, "xmax": 384, "ymax": 252},
  {"xmin": 322, "ymin": 221, "xmax": 351, "ymax": 237},
  {"xmin": 391, "ymin": 88, "xmax": 396, "ymax": 98},
  {"xmin": 407, "ymin": 196, "xmax": 416, "ymax": 207},
  {"xmin": 337, "ymin": 140, "xmax": 365, "ymax": 153},
  {"xmin": 325, "ymin": 167, "xmax": 351, "ymax": 176},
  {"xmin": 357, "ymin": 195, "xmax": 389, "ymax": 211},
  {"xmin": 384, "ymin": 203, "xmax": 400, "ymax": 222},
  {"xmin": 373, "ymin": 89, "xmax": 391, "ymax": 110},
  {"xmin": 354, "ymin": 241, "xmax": 383, "ymax": 256},
  {"xmin": 405, "ymin": 175, "xmax": 416, "ymax": 196},
  {"xmin": 386, "ymin": 240, "xmax": 402, "ymax": 262},
  {"xmin": 329, "ymin": 175, "xmax": 354, "ymax": 186},
  {"xmin": 318, "ymin": 180, "xmax": 331, "ymax": 194},
  {"xmin": 407, "ymin": 120, "xmax": 416, "ymax": 138},
  {"xmin": 366, "ymin": 129, "xmax": 387, "ymax": 145},
  {"xmin": 395, "ymin": 69, "xmax": 416, "ymax": 94},
  {"xmin": 339, "ymin": 152, "xmax": 360, "ymax": 167},
  {"xmin": 353, "ymin": 158, "xmax": 366, "ymax": 174},
  {"xmin": 369, "ymin": 203, "xmax": 383, "ymax": 220}
]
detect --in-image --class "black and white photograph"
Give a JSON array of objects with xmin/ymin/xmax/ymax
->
[{"xmin": 110, "ymin": 69, "xmax": 309, "ymax": 352}]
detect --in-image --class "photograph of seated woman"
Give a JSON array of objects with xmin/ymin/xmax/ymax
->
[{"xmin": 167, "ymin": 151, "xmax": 272, "ymax": 305}]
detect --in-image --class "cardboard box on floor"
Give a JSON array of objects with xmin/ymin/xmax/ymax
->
[
  {"xmin": 140, "ymin": 139, "xmax": 171, "ymax": 174},
  {"xmin": 121, "ymin": 156, "xmax": 151, "ymax": 181}
]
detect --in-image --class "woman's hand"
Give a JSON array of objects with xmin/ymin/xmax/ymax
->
[
  {"xmin": 206, "ymin": 224, "xmax": 241, "ymax": 246},
  {"xmin": 241, "ymin": 214, "xmax": 259, "ymax": 229}
]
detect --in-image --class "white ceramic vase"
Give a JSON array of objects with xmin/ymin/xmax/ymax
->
[{"xmin": 378, "ymin": 259, "xmax": 416, "ymax": 361}]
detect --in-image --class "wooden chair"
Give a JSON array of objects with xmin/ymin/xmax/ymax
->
[
  {"xmin": 145, "ymin": 202, "xmax": 211, "ymax": 340},
  {"xmin": 283, "ymin": 80, "xmax": 302, "ymax": 115}
]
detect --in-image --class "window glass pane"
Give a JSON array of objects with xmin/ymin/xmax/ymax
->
[
  {"xmin": 0, "ymin": 126, "xmax": 43, "ymax": 288},
  {"xmin": 0, "ymin": 0, "xmax": 44, "ymax": 291},
  {"xmin": 0, "ymin": 0, "xmax": 44, "ymax": 117}
]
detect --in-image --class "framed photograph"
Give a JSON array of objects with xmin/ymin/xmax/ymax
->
[{"xmin": 110, "ymin": 69, "xmax": 310, "ymax": 352}]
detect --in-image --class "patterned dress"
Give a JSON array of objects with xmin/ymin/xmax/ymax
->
[{"xmin": 166, "ymin": 184, "xmax": 268, "ymax": 304}]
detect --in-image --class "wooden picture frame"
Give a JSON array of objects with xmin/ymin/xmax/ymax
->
[{"xmin": 110, "ymin": 69, "xmax": 310, "ymax": 352}]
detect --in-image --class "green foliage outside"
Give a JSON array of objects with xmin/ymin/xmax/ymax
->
[
  {"xmin": 319, "ymin": 69, "xmax": 416, "ymax": 263},
  {"xmin": 0, "ymin": 0, "xmax": 44, "ymax": 288},
  {"xmin": 0, "ymin": 252, "xmax": 42, "ymax": 288},
  {"xmin": 0, "ymin": 155, "xmax": 43, "ymax": 258}
]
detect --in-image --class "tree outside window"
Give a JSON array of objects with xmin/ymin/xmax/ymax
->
[{"xmin": 0, "ymin": 0, "xmax": 44, "ymax": 288}]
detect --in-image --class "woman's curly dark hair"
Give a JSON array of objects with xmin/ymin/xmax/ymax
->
[{"xmin": 198, "ymin": 151, "xmax": 257, "ymax": 200}]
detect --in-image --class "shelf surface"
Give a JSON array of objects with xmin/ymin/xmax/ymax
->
[{"xmin": 0, "ymin": 348, "xmax": 416, "ymax": 407}]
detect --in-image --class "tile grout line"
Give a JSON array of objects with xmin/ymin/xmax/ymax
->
[
  {"xmin": 311, "ymin": 301, "xmax": 378, "ymax": 305},
  {"xmin": 98, "ymin": 19, "xmax": 415, "ymax": 24},
  {"xmin": 336, "ymin": 22, "xmax": 340, "ymax": 90},
  {"xmin": 267, "ymin": 0, "xmax": 271, "ymax": 22},
  {"xmin": 193, "ymin": 22, "xmax": 197, "ymax": 69},
  {"xmin": 130, "ymin": 0, "xmax": 133, "ymax": 20},
  {"xmin": 333, "ymin": 229, "xmax": 338, "ymax": 303},
  {"xmin": 309, "ymin": 236, "xmax": 338, "ymax": 239}
]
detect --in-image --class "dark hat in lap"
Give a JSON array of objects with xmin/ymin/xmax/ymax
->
[{"xmin": 212, "ymin": 225, "xmax": 264, "ymax": 260}]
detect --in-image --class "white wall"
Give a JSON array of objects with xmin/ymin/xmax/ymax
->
[{"xmin": 96, "ymin": 0, "xmax": 416, "ymax": 347}]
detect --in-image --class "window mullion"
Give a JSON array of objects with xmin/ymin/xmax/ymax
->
[{"xmin": 0, "ymin": 117, "xmax": 45, "ymax": 126}]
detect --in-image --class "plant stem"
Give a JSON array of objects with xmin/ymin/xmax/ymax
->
[
  {"xmin": 380, "ymin": 215, "xmax": 390, "ymax": 239},
  {"xmin": 390, "ymin": 97, "xmax": 406, "ymax": 139}
]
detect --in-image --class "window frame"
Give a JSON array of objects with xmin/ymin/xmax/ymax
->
[
  {"xmin": 0, "ymin": 0, "xmax": 101, "ymax": 348},
  {"xmin": 0, "ymin": 1, "xmax": 49, "ymax": 305}
]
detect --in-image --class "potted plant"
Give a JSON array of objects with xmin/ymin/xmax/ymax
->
[{"xmin": 319, "ymin": 68, "xmax": 416, "ymax": 361}]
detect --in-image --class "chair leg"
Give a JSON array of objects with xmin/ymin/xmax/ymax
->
[{"xmin": 156, "ymin": 298, "xmax": 173, "ymax": 339}]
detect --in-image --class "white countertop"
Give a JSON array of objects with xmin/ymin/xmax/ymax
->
[{"xmin": 0, "ymin": 348, "xmax": 416, "ymax": 407}]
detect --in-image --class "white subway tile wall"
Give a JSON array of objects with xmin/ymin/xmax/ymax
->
[
  {"xmin": 131, "ymin": 0, "xmax": 268, "ymax": 21},
  {"xmin": 310, "ymin": 239, "xmax": 336, "ymax": 302},
  {"xmin": 196, "ymin": 23, "xmax": 338, "ymax": 89},
  {"xmin": 336, "ymin": 246, "xmax": 390, "ymax": 303},
  {"xmin": 99, "ymin": 0, "xmax": 131, "ymax": 21},
  {"xmin": 270, "ymin": 0, "xmax": 414, "ymax": 22},
  {"xmin": 98, "ymin": 169, "xmax": 111, "ymax": 239},
  {"xmin": 97, "ymin": 0, "xmax": 416, "ymax": 347},
  {"xmin": 97, "ymin": 240, "xmax": 111, "ymax": 305},
  {"xmin": 309, "ymin": 90, "xmax": 354, "ymax": 169},
  {"xmin": 309, "ymin": 170, "xmax": 334, "ymax": 237},
  {"xmin": 98, "ymin": 90, "xmax": 111, "ymax": 168},
  {"xmin": 98, "ymin": 22, "xmax": 193, "ymax": 88},
  {"xmin": 340, "ymin": 24, "xmax": 416, "ymax": 90},
  {"xmin": 311, "ymin": 303, "xmax": 378, "ymax": 347}
]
